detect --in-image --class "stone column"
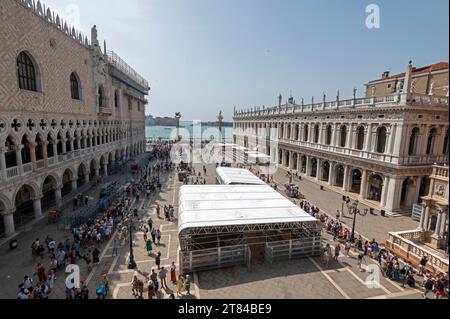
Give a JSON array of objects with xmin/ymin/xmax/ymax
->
[
  {"xmin": 328, "ymin": 162, "xmax": 335, "ymax": 185},
  {"xmin": 33, "ymin": 197, "xmax": 43, "ymax": 219},
  {"xmin": 384, "ymin": 176, "xmax": 403, "ymax": 212},
  {"xmin": 433, "ymin": 210, "xmax": 443, "ymax": 237},
  {"xmin": 95, "ymin": 168, "xmax": 100, "ymax": 177},
  {"xmin": 42, "ymin": 141, "xmax": 48, "ymax": 168},
  {"xmin": 439, "ymin": 212, "xmax": 448, "ymax": 237},
  {"xmin": 15, "ymin": 145, "xmax": 24, "ymax": 175},
  {"xmin": 316, "ymin": 158, "xmax": 322, "ymax": 181},
  {"xmin": 380, "ymin": 176, "xmax": 389, "ymax": 208},
  {"xmin": 418, "ymin": 203, "xmax": 427, "ymax": 230},
  {"xmin": 52, "ymin": 143, "xmax": 58, "ymax": 162},
  {"xmin": 297, "ymin": 153, "xmax": 301, "ymax": 173},
  {"xmin": 364, "ymin": 124, "xmax": 373, "ymax": 153},
  {"xmin": 342, "ymin": 165, "xmax": 349, "ymax": 192},
  {"xmin": 103, "ymin": 163, "xmax": 108, "ymax": 177},
  {"xmin": 3, "ymin": 210, "xmax": 15, "ymax": 237},
  {"xmin": 360, "ymin": 170, "xmax": 369, "ymax": 199},
  {"xmin": 29, "ymin": 142, "xmax": 36, "ymax": 170},
  {"xmin": 306, "ymin": 156, "xmax": 312, "ymax": 176},
  {"xmin": 423, "ymin": 205, "xmax": 431, "ymax": 231},
  {"xmin": 346, "ymin": 125, "xmax": 353, "ymax": 149},
  {"xmin": 331, "ymin": 124, "xmax": 337, "ymax": 147},
  {"xmin": 289, "ymin": 151, "xmax": 294, "ymax": 169},
  {"xmin": 318, "ymin": 123, "xmax": 323, "ymax": 145},
  {"xmin": 61, "ymin": 139, "xmax": 67, "ymax": 154},
  {"xmin": 84, "ymin": 173, "xmax": 90, "ymax": 184},
  {"xmin": 55, "ymin": 187, "xmax": 63, "ymax": 208},
  {"xmin": 71, "ymin": 179, "xmax": 78, "ymax": 192},
  {"xmin": 0, "ymin": 147, "xmax": 6, "ymax": 180}
]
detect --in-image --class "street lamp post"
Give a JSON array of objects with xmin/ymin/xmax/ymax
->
[
  {"xmin": 128, "ymin": 223, "xmax": 137, "ymax": 269},
  {"xmin": 347, "ymin": 199, "xmax": 367, "ymax": 242}
]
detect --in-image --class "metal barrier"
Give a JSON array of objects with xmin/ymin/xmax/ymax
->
[
  {"xmin": 265, "ymin": 237, "xmax": 322, "ymax": 264},
  {"xmin": 180, "ymin": 244, "xmax": 249, "ymax": 274}
]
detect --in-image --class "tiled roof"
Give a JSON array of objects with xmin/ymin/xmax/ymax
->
[{"xmin": 369, "ymin": 62, "xmax": 449, "ymax": 83}]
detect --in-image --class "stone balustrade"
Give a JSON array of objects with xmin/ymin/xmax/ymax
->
[
  {"xmin": 234, "ymin": 93, "xmax": 449, "ymax": 118},
  {"xmin": 385, "ymin": 230, "xmax": 449, "ymax": 275}
]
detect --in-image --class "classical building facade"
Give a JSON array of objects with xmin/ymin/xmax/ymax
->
[
  {"xmin": 233, "ymin": 62, "xmax": 449, "ymax": 216},
  {"xmin": 0, "ymin": 0, "xmax": 149, "ymax": 237}
]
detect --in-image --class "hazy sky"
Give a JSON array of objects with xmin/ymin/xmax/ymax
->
[{"xmin": 43, "ymin": 0, "xmax": 449, "ymax": 121}]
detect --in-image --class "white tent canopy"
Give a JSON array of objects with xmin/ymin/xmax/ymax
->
[
  {"xmin": 216, "ymin": 167, "xmax": 266, "ymax": 185},
  {"xmin": 178, "ymin": 184, "xmax": 317, "ymax": 234}
]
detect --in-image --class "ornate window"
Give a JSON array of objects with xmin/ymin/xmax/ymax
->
[
  {"xmin": 326, "ymin": 125, "xmax": 332, "ymax": 145},
  {"xmin": 426, "ymin": 128, "xmax": 438, "ymax": 155},
  {"xmin": 303, "ymin": 125, "xmax": 309, "ymax": 142},
  {"xmin": 356, "ymin": 126, "xmax": 365, "ymax": 150},
  {"xmin": 314, "ymin": 125, "xmax": 320, "ymax": 143},
  {"xmin": 340, "ymin": 125, "xmax": 347, "ymax": 147},
  {"xmin": 376, "ymin": 126, "xmax": 387, "ymax": 154},
  {"xmin": 408, "ymin": 127, "xmax": 420, "ymax": 156},
  {"xmin": 70, "ymin": 73, "xmax": 80, "ymax": 100},
  {"xmin": 98, "ymin": 86, "xmax": 105, "ymax": 107},
  {"xmin": 17, "ymin": 51, "xmax": 38, "ymax": 91}
]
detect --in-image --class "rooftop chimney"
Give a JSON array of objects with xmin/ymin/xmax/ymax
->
[{"xmin": 382, "ymin": 71, "xmax": 390, "ymax": 79}]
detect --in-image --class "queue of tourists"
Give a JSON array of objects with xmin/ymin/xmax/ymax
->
[{"xmin": 18, "ymin": 143, "xmax": 176, "ymax": 299}]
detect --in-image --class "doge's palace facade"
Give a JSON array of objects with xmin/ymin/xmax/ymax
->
[
  {"xmin": 233, "ymin": 62, "xmax": 449, "ymax": 216},
  {"xmin": 0, "ymin": 0, "xmax": 150, "ymax": 237}
]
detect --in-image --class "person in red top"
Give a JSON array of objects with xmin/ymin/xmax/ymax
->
[{"xmin": 35, "ymin": 263, "xmax": 47, "ymax": 283}]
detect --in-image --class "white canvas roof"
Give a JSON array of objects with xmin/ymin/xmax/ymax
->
[
  {"xmin": 178, "ymin": 185, "xmax": 317, "ymax": 233},
  {"xmin": 216, "ymin": 167, "xmax": 266, "ymax": 185}
]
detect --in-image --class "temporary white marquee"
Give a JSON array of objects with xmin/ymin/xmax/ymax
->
[
  {"xmin": 215, "ymin": 167, "xmax": 267, "ymax": 185},
  {"xmin": 178, "ymin": 185, "xmax": 322, "ymax": 273}
]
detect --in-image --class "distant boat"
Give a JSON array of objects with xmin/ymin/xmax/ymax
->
[{"xmin": 164, "ymin": 128, "xmax": 172, "ymax": 130}]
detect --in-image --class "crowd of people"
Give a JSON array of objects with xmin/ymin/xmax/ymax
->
[{"xmin": 17, "ymin": 143, "xmax": 179, "ymax": 299}]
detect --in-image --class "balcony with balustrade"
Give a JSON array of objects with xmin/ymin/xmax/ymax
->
[
  {"xmin": 234, "ymin": 93, "xmax": 449, "ymax": 119},
  {"xmin": 385, "ymin": 230, "xmax": 448, "ymax": 274}
]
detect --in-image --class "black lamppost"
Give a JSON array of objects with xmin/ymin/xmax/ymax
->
[
  {"xmin": 128, "ymin": 224, "xmax": 136, "ymax": 269},
  {"xmin": 347, "ymin": 199, "xmax": 367, "ymax": 242}
]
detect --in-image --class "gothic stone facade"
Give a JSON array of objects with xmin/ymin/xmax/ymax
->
[
  {"xmin": 0, "ymin": 0, "xmax": 150, "ymax": 237},
  {"xmin": 233, "ymin": 63, "xmax": 449, "ymax": 216}
]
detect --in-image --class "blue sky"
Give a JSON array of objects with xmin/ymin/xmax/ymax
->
[{"xmin": 44, "ymin": 0, "xmax": 449, "ymax": 121}]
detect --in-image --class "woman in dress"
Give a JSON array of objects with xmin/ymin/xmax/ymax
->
[
  {"xmin": 146, "ymin": 239, "xmax": 153, "ymax": 256},
  {"xmin": 170, "ymin": 262, "xmax": 177, "ymax": 284},
  {"xmin": 176, "ymin": 275, "xmax": 184, "ymax": 297}
]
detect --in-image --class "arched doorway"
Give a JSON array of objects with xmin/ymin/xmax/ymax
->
[
  {"xmin": 89, "ymin": 159, "xmax": 97, "ymax": 180},
  {"xmin": 367, "ymin": 174, "xmax": 383, "ymax": 202},
  {"xmin": 350, "ymin": 169, "xmax": 362, "ymax": 193},
  {"xmin": 278, "ymin": 150, "xmax": 283, "ymax": 165},
  {"xmin": 62, "ymin": 169, "xmax": 74, "ymax": 197},
  {"xmin": 418, "ymin": 177, "xmax": 430, "ymax": 203},
  {"xmin": 334, "ymin": 165, "xmax": 345, "ymax": 187},
  {"xmin": 400, "ymin": 178, "xmax": 416, "ymax": 207},
  {"xmin": 310, "ymin": 158, "xmax": 318, "ymax": 178},
  {"xmin": 321, "ymin": 161, "xmax": 330, "ymax": 181},
  {"xmin": 292, "ymin": 153, "xmax": 298, "ymax": 170},
  {"xmin": 300, "ymin": 156, "xmax": 307, "ymax": 174},
  {"xmin": 14, "ymin": 184, "xmax": 37, "ymax": 227},
  {"xmin": 41, "ymin": 175, "xmax": 58, "ymax": 210},
  {"xmin": 285, "ymin": 151, "xmax": 290, "ymax": 167}
]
